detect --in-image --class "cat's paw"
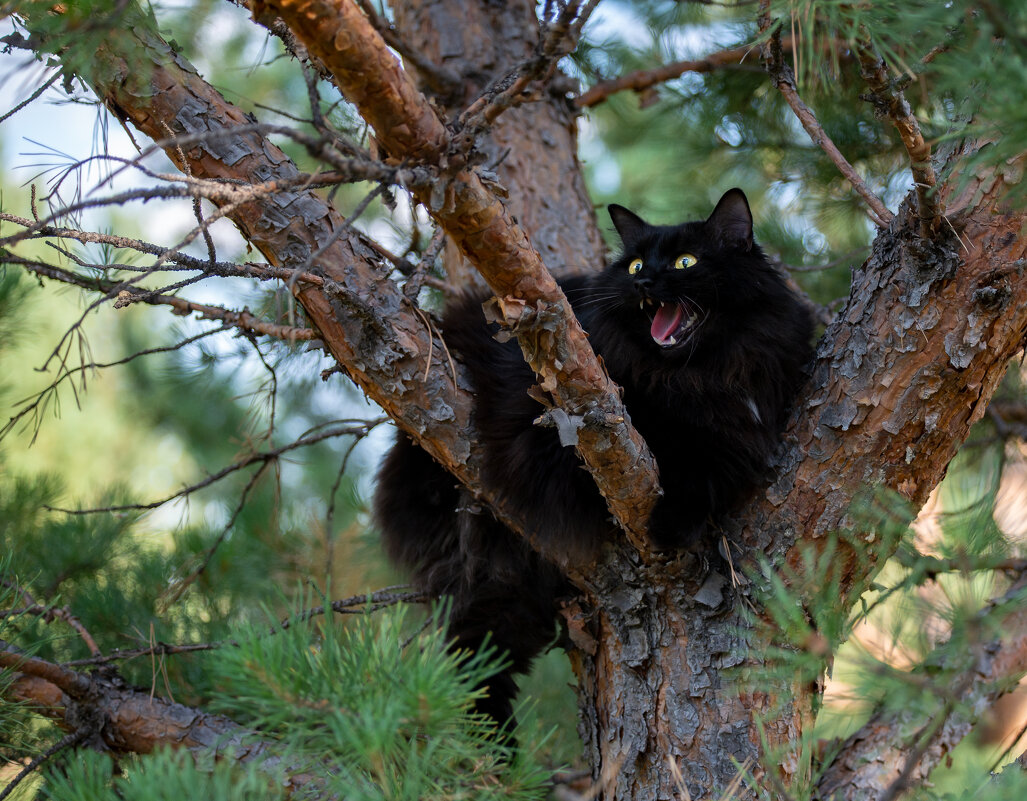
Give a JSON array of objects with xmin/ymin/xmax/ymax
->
[{"xmin": 646, "ymin": 500, "xmax": 706, "ymax": 551}]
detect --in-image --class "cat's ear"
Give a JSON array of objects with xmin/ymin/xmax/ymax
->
[
  {"xmin": 608, "ymin": 204, "xmax": 648, "ymax": 249},
  {"xmin": 706, "ymin": 188, "xmax": 753, "ymax": 252}
]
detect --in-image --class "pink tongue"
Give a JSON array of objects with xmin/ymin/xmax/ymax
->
[{"xmin": 650, "ymin": 302, "xmax": 684, "ymax": 343}]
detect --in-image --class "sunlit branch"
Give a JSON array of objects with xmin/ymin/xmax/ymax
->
[
  {"xmin": 44, "ymin": 418, "xmax": 387, "ymax": 516},
  {"xmin": 761, "ymin": 32, "xmax": 892, "ymax": 227},
  {"xmin": 353, "ymin": 0, "xmax": 463, "ymax": 98},
  {"xmin": 855, "ymin": 41, "xmax": 942, "ymax": 238},
  {"xmin": 258, "ymin": 0, "xmax": 661, "ymax": 555},
  {"xmin": 0, "ymin": 647, "xmax": 318, "ymax": 792}
]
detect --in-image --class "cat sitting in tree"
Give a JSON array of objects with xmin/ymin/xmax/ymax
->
[{"xmin": 374, "ymin": 189, "xmax": 814, "ymax": 725}]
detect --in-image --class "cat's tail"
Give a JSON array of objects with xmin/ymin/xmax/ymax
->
[
  {"xmin": 374, "ymin": 432, "xmax": 569, "ymax": 728},
  {"xmin": 445, "ymin": 557, "xmax": 567, "ymax": 727}
]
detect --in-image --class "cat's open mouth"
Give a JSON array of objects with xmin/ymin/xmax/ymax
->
[{"xmin": 643, "ymin": 299, "xmax": 698, "ymax": 347}]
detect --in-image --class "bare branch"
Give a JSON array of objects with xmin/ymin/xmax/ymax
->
[
  {"xmin": 0, "ymin": 729, "xmax": 88, "ymax": 801},
  {"xmin": 855, "ymin": 40, "xmax": 942, "ymax": 238},
  {"xmin": 44, "ymin": 10, "xmax": 525, "ymax": 544},
  {"xmin": 575, "ymin": 43, "xmax": 763, "ymax": 108},
  {"xmin": 44, "ymin": 418, "xmax": 387, "ymax": 516},
  {"xmin": 760, "ymin": 25, "xmax": 893, "ymax": 228},
  {"xmin": 0, "ymin": 70, "xmax": 60, "ymax": 125},
  {"xmin": 0, "ymin": 254, "xmax": 316, "ymax": 339}
]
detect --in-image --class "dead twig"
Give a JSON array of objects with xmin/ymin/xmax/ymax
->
[
  {"xmin": 759, "ymin": 8, "xmax": 893, "ymax": 227},
  {"xmin": 855, "ymin": 39, "xmax": 941, "ymax": 238}
]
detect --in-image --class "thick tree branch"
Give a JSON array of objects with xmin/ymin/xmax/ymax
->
[
  {"xmin": 250, "ymin": 0, "xmax": 661, "ymax": 552},
  {"xmin": 352, "ymin": 0, "xmax": 463, "ymax": 99},
  {"xmin": 1, "ymin": 648, "xmax": 317, "ymax": 792},
  {"xmin": 748, "ymin": 144, "xmax": 1027, "ymax": 589},
  {"xmin": 13, "ymin": 6, "xmax": 541, "ymax": 540},
  {"xmin": 570, "ymin": 140, "xmax": 1027, "ymax": 797}
]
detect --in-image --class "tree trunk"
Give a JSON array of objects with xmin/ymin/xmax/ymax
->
[
  {"xmin": 392, "ymin": 0, "xmax": 604, "ymax": 283},
  {"xmin": 570, "ymin": 170, "xmax": 1027, "ymax": 799}
]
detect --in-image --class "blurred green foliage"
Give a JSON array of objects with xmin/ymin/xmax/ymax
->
[{"xmin": 2, "ymin": 0, "xmax": 1027, "ymax": 798}]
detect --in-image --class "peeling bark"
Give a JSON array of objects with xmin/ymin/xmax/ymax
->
[{"xmin": 252, "ymin": 0, "xmax": 661, "ymax": 548}]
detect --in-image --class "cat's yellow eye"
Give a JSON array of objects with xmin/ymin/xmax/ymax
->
[
  {"xmin": 628, "ymin": 258, "xmax": 643, "ymax": 275},
  {"xmin": 674, "ymin": 253, "xmax": 698, "ymax": 270}
]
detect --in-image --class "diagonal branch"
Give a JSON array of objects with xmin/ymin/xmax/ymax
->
[
  {"xmin": 761, "ymin": 28, "xmax": 893, "ymax": 228},
  {"xmin": 855, "ymin": 40, "xmax": 942, "ymax": 238},
  {"xmin": 726, "ymin": 137, "xmax": 1027, "ymax": 772},
  {"xmin": 14, "ymin": 5, "xmax": 538, "ymax": 541},
  {"xmin": 252, "ymin": 0, "xmax": 661, "ymax": 553},
  {"xmin": 352, "ymin": 0, "xmax": 463, "ymax": 99}
]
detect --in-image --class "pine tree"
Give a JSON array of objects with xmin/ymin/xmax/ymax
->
[{"xmin": 2, "ymin": 1, "xmax": 1027, "ymax": 799}]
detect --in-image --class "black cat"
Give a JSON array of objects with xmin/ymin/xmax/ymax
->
[{"xmin": 374, "ymin": 189, "xmax": 813, "ymax": 725}]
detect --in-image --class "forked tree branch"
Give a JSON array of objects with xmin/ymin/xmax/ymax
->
[{"xmin": 250, "ymin": 0, "xmax": 661, "ymax": 553}]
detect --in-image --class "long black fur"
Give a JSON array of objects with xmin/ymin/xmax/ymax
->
[{"xmin": 374, "ymin": 189, "xmax": 813, "ymax": 725}]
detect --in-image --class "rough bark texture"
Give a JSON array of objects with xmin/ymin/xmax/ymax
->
[
  {"xmin": 568, "ymin": 159, "xmax": 1027, "ymax": 799},
  {"xmin": 393, "ymin": 0, "xmax": 605, "ymax": 281},
  {"xmin": 746, "ymin": 156, "xmax": 1027, "ymax": 593},
  {"xmin": 253, "ymin": 0, "xmax": 661, "ymax": 547}
]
